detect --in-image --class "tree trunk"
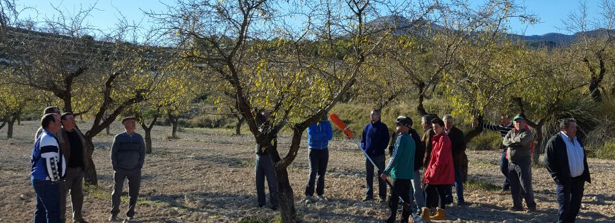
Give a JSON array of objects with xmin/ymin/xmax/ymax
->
[
  {"xmin": 145, "ymin": 128, "xmax": 153, "ymax": 153},
  {"xmin": 106, "ymin": 126, "xmax": 111, "ymax": 135},
  {"xmin": 0, "ymin": 119, "xmax": 6, "ymax": 131},
  {"xmin": 83, "ymin": 137, "xmax": 98, "ymax": 185},
  {"xmin": 235, "ymin": 116, "xmax": 244, "ymax": 135},
  {"xmin": 7, "ymin": 116, "xmax": 16, "ymax": 139},
  {"xmin": 531, "ymin": 125, "xmax": 543, "ymax": 165},
  {"xmin": 275, "ymin": 167, "xmax": 297, "ymax": 223},
  {"xmin": 169, "ymin": 114, "xmax": 179, "ymax": 138},
  {"xmin": 140, "ymin": 113, "xmax": 158, "ymax": 154},
  {"xmin": 589, "ymin": 79, "xmax": 603, "ymax": 102},
  {"xmin": 63, "ymin": 94, "xmax": 73, "ymax": 113},
  {"xmin": 417, "ymin": 83, "xmax": 427, "ymax": 116}
]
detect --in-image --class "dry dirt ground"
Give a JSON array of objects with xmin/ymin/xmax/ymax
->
[{"xmin": 1, "ymin": 121, "xmax": 614, "ymax": 223}]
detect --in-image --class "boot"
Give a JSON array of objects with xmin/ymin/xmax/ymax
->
[
  {"xmin": 419, "ymin": 207, "xmax": 431, "ymax": 222},
  {"xmin": 431, "ymin": 208, "xmax": 446, "ymax": 220}
]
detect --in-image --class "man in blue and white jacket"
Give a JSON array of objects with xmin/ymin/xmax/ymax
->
[
  {"xmin": 303, "ymin": 113, "xmax": 333, "ymax": 202},
  {"xmin": 31, "ymin": 113, "xmax": 66, "ymax": 223}
]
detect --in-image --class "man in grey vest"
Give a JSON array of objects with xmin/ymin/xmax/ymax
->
[{"xmin": 109, "ymin": 117, "xmax": 145, "ymax": 222}]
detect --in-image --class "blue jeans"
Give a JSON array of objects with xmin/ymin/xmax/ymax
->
[
  {"xmin": 32, "ymin": 179, "xmax": 61, "ymax": 223},
  {"xmin": 500, "ymin": 150, "xmax": 510, "ymax": 189},
  {"xmin": 445, "ymin": 166, "xmax": 465, "ymax": 204},
  {"xmin": 556, "ymin": 178, "xmax": 585, "ymax": 223},
  {"xmin": 365, "ymin": 154, "xmax": 386, "ymax": 199},
  {"xmin": 409, "ymin": 170, "xmax": 425, "ymax": 213},
  {"xmin": 454, "ymin": 166, "xmax": 465, "ymax": 203}
]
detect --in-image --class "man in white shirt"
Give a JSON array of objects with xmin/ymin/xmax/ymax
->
[{"xmin": 544, "ymin": 118, "xmax": 591, "ymax": 223}]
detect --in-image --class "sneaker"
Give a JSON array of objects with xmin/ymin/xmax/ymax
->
[
  {"xmin": 317, "ymin": 195, "xmax": 327, "ymax": 201},
  {"xmin": 362, "ymin": 196, "xmax": 374, "ymax": 202},
  {"xmin": 271, "ymin": 206, "xmax": 278, "ymax": 211},
  {"xmin": 301, "ymin": 195, "xmax": 314, "ymax": 203},
  {"xmin": 123, "ymin": 217, "xmax": 133, "ymax": 223},
  {"xmin": 73, "ymin": 220, "xmax": 89, "ymax": 223},
  {"xmin": 527, "ymin": 206, "xmax": 537, "ymax": 213},
  {"xmin": 108, "ymin": 215, "xmax": 119, "ymax": 222}
]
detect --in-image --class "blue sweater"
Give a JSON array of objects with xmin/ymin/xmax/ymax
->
[
  {"xmin": 307, "ymin": 120, "xmax": 333, "ymax": 149},
  {"xmin": 361, "ymin": 121, "xmax": 390, "ymax": 157}
]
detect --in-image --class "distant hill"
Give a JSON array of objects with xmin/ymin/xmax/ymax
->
[{"xmin": 366, "ymin": 15, "xmax": 614, "ymax": 47}]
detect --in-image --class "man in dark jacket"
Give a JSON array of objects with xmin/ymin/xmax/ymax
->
[
  {"xmin": 361, "ymin": 109, "xmax": 390, "ymax": 202},
  {"xmin": 421, "ymin": 114, "xmax": 438, "ymax": 169},
  {"xmin": 544, "ymin": 118, "xmax": 591, "ymax": 223},
  {"xmin": 58, "ymin": 112, "xmax": 89, "ymax": 223},
  {"xmin": 444, "ymin": 115, "xmax": 467, "ymax": 205},
  {"xmin": 303, "ymin": 113, "xmax": 333, "ymax": 202},
  {"xmin": 254, "ymin": 111, "xmax": 279, "ymax": 209},
  {"xmin": 109, "ymin": 117, "xmax": 145, "ymax": 222}
]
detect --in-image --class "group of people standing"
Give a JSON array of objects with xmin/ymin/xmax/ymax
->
[
  {"xmin": 364, "ymin": 110, "xmax": 467, "ymax": 222},
  {"xmin": 30, "ymin": 106, "xmax": 146, "ymax": 223},
  {"xmin": 254, "ymin": 109, "xmax": 592, "ymax": 223}
]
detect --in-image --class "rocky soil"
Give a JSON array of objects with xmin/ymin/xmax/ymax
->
[{"xmin": 1, "ymin": 121, "xmax": 613, "ymax": 222}]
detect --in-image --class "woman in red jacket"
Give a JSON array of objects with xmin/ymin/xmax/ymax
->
[{"xmin": 420, "ymin": 118, "xmax": 455, "ymax": 221}]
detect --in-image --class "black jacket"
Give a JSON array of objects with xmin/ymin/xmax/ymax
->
[
  {"xmin": 447, "ymin": 127, "xmax": 467, "ymax": 166},
  {"xmin": 544, "ymin": 134, "xmax": 591, "ymax": 185},
  {"xmin": 422, "ymin": 128, "xmax": 435, "ymax": 169}
]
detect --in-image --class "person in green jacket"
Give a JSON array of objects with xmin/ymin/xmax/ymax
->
[{"xmin": 381, "ymin": 116, "xmax": 416, "ymax": 223}]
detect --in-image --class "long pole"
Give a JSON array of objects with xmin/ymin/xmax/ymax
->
[{"xmin": 329, "ymin": 114, "xmax": 425, "ymax": 223}]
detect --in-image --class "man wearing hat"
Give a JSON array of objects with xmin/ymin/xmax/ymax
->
[
  {"xmin": 109, "ymin": 117, "xmax": 146, "ymax": 222},
  {"xmin": 380, "ymin": 116, "xmax": 416, "ymax": 223},
  {"xmin": 503, "ymin": 114, "xmax": 536, "ymax": 212}
]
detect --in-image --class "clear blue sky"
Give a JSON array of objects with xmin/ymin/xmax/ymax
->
[{"xmin": 16, "ymin": 0, "xmax": 602, "ymax": 36}]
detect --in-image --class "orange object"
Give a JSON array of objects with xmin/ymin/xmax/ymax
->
[{"xmin": 329, "ymin": 113, "xmax": 354, "ymax": 138}]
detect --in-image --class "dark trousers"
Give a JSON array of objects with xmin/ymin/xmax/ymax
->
[
  {"xmin": 425, "ymin": 184, "xmax": 448, "ymax": 209},
  {"xmin": 387, "ymin": 179, "xmax": 412, "ymax": 223},
  {"xmin": 305, "ymin": 149, "xmax": 329, "ymax": 196},
  {"xmin": 501, "ymin": 151, "xmax": 510, "ymax": 189},
  {"xmin": 60, "ymin": 167, "xmax": 85, "ymax": 222},
  {"xmin": 256, "ymin": 154, "xmax": 278, "ymax": 207},
  {"xmin": 445, "ymin": 166, "xmax": 465, "ymax": 204},
  {"xmin": 111, "ymin": 169, "xmax": 141, "ymax": 218},
  {"xmin": 556, "ymin": 178, "xmax": 585, "ymax": 223},
  {"xmin": 365, "ymin": 154, "xmax": 386, "ymax": 199},
  {"xmin": 508, "ymin": 160, "xmax": 536, "ymax": 209},
  {"xmin": 454, "ymin": 166, "xmax": 465, "ymax": 203},
  {"xmin": 33, "ymin": 179, "xmax": 61, "ymax": 223}
]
